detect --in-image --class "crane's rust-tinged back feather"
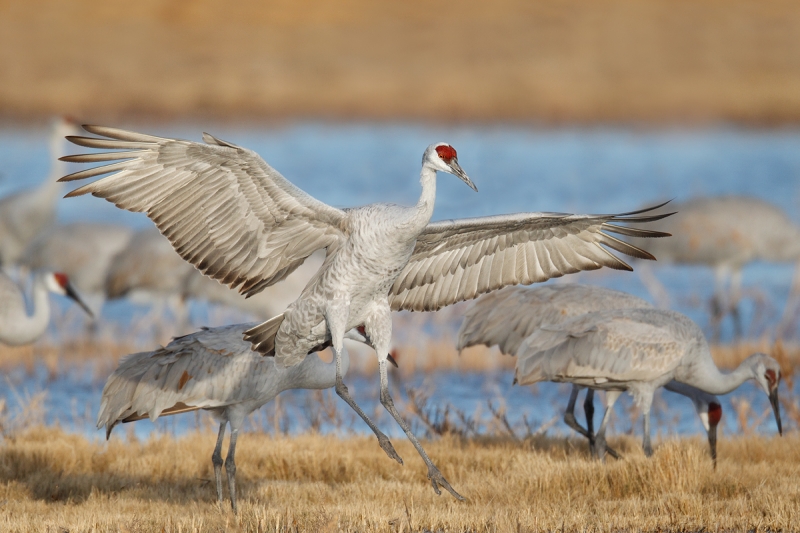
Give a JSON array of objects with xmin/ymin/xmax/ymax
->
[
  {"xmin": 389, "ymin": 203, "xmax": 673, "ymax": 312},
  {"xmin": 96, "ymin": 323, "xmax": 262, "ymax": 438},
  {"xmin": 60, "ymin": 125, "xmax": 346, "ymax": 298}
]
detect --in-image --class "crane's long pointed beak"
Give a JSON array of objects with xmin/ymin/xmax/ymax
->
[
  {"xmin": 708, "ymin": 423, "xmax": 718, "ymax": 469},
  {"xmin": 769, "ymin": 388, "xmax": 782, "ymax": 436},
  {"xmin": 449, "ymin": 160, "xmax": 477, "ymax": 192},
  {"xmin": 65, "ymin": 282, "xmax": 94, "ymax": 319}
]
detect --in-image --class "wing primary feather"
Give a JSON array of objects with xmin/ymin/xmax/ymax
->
[{"xmin": 66, "ymin": 136, "xmax": 155, "ymax": 150}]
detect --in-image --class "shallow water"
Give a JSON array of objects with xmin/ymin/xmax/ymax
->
[{"xmin": 0, "ymin": 123, "xmax": 797, "ymax": 442}]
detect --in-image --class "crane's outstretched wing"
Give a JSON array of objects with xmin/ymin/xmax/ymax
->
[
  {"xmin": 60, "ymin": 126, "xmax": 347, "ymax": 297},
  {"xmin": 389, "ymin": 205, "xmax": 672, "ymax": 312}
]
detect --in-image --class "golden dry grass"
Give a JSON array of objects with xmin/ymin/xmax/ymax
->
[
  {"xmin": 0, "ymin": 427, "xmax": 797, "ymax": 532},
  {"xmin": 1, "ymin": 0, "xmax": 800, "ymax": 123}
]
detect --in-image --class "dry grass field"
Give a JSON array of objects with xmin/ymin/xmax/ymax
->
[
  {"xmin": 1, "ymin": 0, "xmax": 799, "ymax": 123},
  {"xmin": 0, "ymin": 427, "xmax": 797, "ymax": 532}
]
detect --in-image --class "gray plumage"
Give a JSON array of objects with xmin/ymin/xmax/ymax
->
[
  {"xmin": 630, "ymin": 196, "xmax": 800, "ymax": 337},
  {"xmin": 0, "ymin": 118, "xmax": 78, "ymax": 267},
  {"xmin": 62, "ymin": 125, "xmax": 670, "ymax": 498},
  {"xmin": 458, "ymin": 284, "xmax": 723, "ymax": 462},
  {"xmin": 97, "ymin": 322, "xmax": 363, "ymax": 512},
  {"xmin": 105, "ymin": 228, "xmax": 325, "ymax": 322},
  {"xmin": 0, "ymin": 270, "xmax": 92, "ymax": 346},
  {"xmin": 22, "ymin": 222, "xmax": 134, "ymax": 315},
  {"xmin": 515, "ymin": 307, "xmax": 782, "ymax": 458}
]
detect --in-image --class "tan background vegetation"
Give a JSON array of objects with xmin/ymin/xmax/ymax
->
[{"xmin": 1, "ymin": 0, "xmax": 799, "ymax": 123}]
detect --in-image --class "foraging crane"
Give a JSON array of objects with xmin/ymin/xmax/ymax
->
[
  {"xmin": 61, "ymin": 125, "xmax": 670, "ymax": 498},
  {"xmin": 630, "ymin": 196, "xmax": 800, "ymax": 338},
  {"xmin": 0, "ymin": 117, "xmax": 79, "ymax": 268},
  {"xmin": 514, "ymin": 307, "xmax": 782, "ymax": 459},
  {"xmin": 97, "ymin": 322, "xmax": 370, "ymax": 513},
  {"xmin": 23, "ymin": 222, "xmax": 134, "ymax": 316},
  {"xmin": 0, "ymin": 270, "xmax": 93, "ymax": 346},
  {"xmin": 457, "ymin": 284, "xmax": 723, "ymax": 463}
]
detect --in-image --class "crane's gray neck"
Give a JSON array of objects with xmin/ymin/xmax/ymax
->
[
  {"xmin": 4, "ymin": 275, "xmax": 51, "ymax": 346},
  {"xmin": 286, "ymin": 346, "xmax": 351, "ymax": 390},
  {"xmin": 38, "ymin": 130, "xmax": 66, "ymax": 201},
  {"xmin": 679, "ymin": 351, "xmax": 758, "ymax": 395},
  {"xmin": 412, "ymin": 165, "xmax": 437, "ymax": 228}
]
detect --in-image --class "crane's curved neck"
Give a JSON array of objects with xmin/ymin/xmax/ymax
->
[
  {"xmin": 679, "ymin": 352, "xmax": 757, "ymax": 395},
  {"xmin": 286, "ymin": 345, "xmax": 351, "ymax": 391},
  {"xmin": 412, "ymin": 165, "xmax": 437, "ymax": 228},
  {"xmin": 2, "ymin": 277, "xmax": 51, "ymax": 346}
]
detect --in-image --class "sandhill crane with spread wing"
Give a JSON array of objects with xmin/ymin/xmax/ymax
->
[
  {"xmin": 0, "ymin": 117, "xmax": 79, "ymax": 268},
  {"xmin": 61, "ymin": 125, "xmax": 670, "ymax": 498},
  {"xmin": 0, "ymin": 270, "xmax": 93, "ymax": 346},
  {"xmin": 457, "ymin": 285, "xmax": 724, "ymax": 463},
  {"xmin": 98, "ymin": 322, "xmax": 371, "ymax": 513},
  {"xmin": 514, "ymin": 307, "xmax": 782, "ymax": 459},
  {"xmin": 631, "ymin": 196, "xmax": 800, "ymax": 338}
]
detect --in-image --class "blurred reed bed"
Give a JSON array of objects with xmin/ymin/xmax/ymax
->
[{"xmin": 0, "ymin": 426, "xmax": 796, "ymax": 532}]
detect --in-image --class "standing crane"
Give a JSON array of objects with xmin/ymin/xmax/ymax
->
[
  {"xmin": 630, "ymin": 196, "xmax": 800, "ymax": 338},
  {"xmin": 457, "ymin": 284, "xmax": 723, "ymax": 464},
  {"xmin": 97, "ymin": 322, "xmax": 371, "ymax": 513},
  {"xmin": 514, "ymin": 307, "xmax": 782, "ymax": 459},
  {"xmin": 0, "ymin": 270, "xmax": 93, "ymax": 345},
  {"xmin": 0, "ymin": 117, "xmax": 79, "ymax": 268},
  {"xmin": 61, "ymin": 125, "xmax": 670, "ymax": 498}
]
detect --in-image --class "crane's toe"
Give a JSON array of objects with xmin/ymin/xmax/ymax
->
[
  {"xmin": 427, "ymin": 465, "xmax": 464, "ymax": 501},
  {"xmin": 377, "ymin": 435, "xmax": 404, "ymax": 464}
]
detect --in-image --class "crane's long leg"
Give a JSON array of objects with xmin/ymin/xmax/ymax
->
[
  {"xmin": 730, "ymin": 268, "xmax": 743, "ymax": 340},
  {"xmin": 563, "ymin": 385, "xmax": 592, "ymax": 440},
  {"xmin": 641, "ymin": 395, "xmax": 654, "ymax": 457},
  {"xmin": 326, "ymin": 304, "xmax": 403, "ymax": 464},
  {"xmin": 211, "ymin": 422, "xmax": 226, "ymax": 503},
  {"xmin": 593, "ymin": 390, "xmax": 621, "ymax": 461},
  {"xmin": 225, "ymin": 428, "xmax": 239, "ymax": 513},
  {"xmin": 564, "ymin": 387, "xmax": 621, "ymax": 459},
  {"xmin": 378, "ymin": 360, "xmax": 464, "ymax": 501}
]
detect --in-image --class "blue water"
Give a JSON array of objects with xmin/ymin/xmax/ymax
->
[{"xmin": 0, "ymin": 123, "xmax": 796, "ymax": 444}]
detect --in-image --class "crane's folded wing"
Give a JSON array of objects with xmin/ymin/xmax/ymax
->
[
  {"xmin": 61, "ymin": 126, "xmax": 346, "ymax": 297},
  {"xmin": 514, "ymin": 311, "xmax": 686, "ymax": 385},
  {"xmin": 389, "ymin": 206, "xmax": 672, "ymax": 312}
]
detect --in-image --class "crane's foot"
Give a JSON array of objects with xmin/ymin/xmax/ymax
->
[
  {"xmin": 605, "ymin": 446, "xmax": 622, "ymax": 460},
  {"xmin": 427, "ymin": 464, "xmax": 464, "ymax": 501},
  {"xmin": 377, "ymin": 434, "xmax": 404, "ymax": 465}
]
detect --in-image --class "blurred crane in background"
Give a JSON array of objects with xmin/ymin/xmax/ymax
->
[
  {"xmin": 22, "ymin": 222, "xmax": 134, "ymax": 317},
  {"xmin": 0, "ymin": 117, "xmax": 79, "ymax": 269},
  {"xmin": 0, "ymin": 270, "xmax": 92, "ymax": 346},
  {"xmin": 631, "ymin": 196, "xmax": 800, "ymax": 339}
]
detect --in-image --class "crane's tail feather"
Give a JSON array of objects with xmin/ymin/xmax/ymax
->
[{"xmin": 244, "ymin": 313, "xmax": 286, "ymax": 356}]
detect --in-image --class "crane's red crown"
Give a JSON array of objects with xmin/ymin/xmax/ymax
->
[
  {"xmin": 435, "ymin": 145, "xmax": 457, "ymax": 163},
  {"xmin": 54, "ymin": 272, "xmax": 69, "ymax": 289},
  {"xmin": 708, "ymin": 402, "xmax": 722, "ymax": 426}
]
